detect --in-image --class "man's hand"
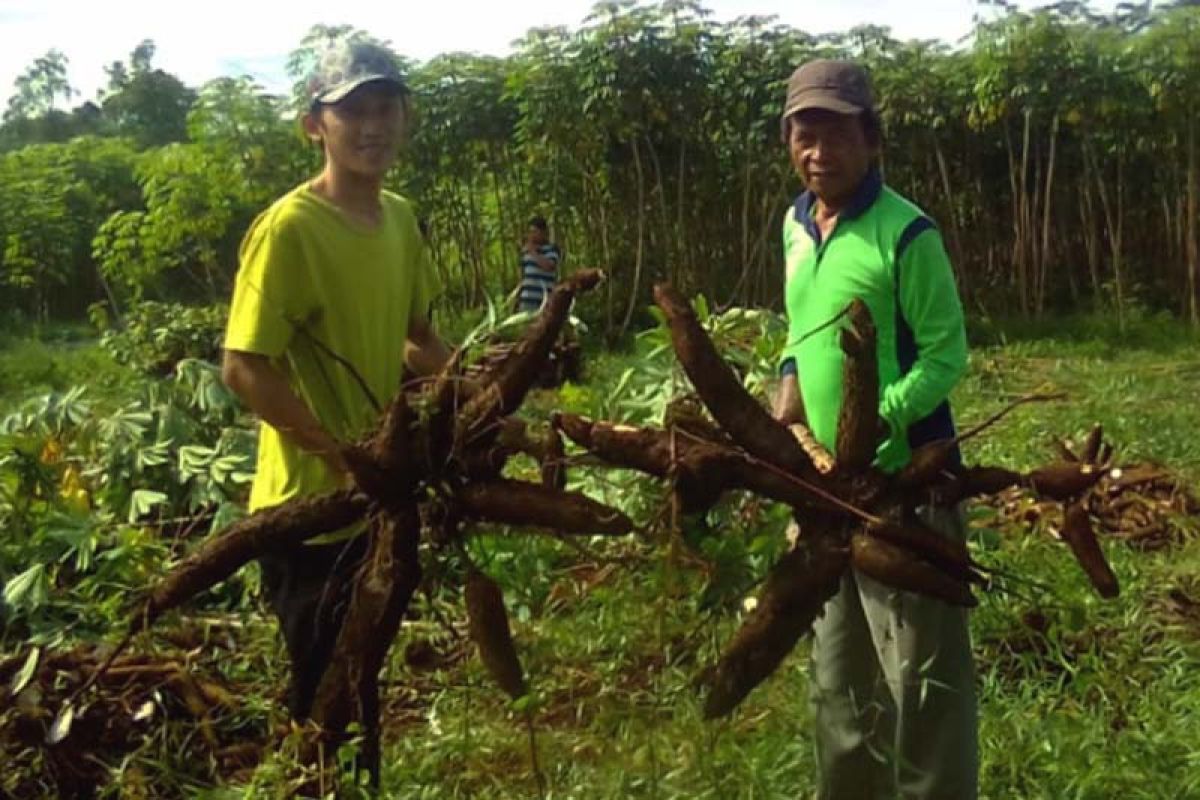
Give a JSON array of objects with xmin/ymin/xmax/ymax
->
[{"xmin": 405, "ymin": 312, "xmax": 455, "ymax": 378}]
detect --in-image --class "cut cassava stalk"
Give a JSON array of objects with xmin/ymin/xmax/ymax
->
[
  {"xmin": 457, "ymin": 269, "xmax": 603, "ymax": 447},
  {"xmin": 702, "ymin": 531, "xmax": 848, "ymax": 718},
  {"xmin": 308, "ymin": 508, "xmax": 422, "ymax": 780},
  {"xmin": 652, "ymin": 283, "xmax": 816, "ymax": 479},
  {"xmin": 790, "ymin": 423, "xmax": 835, "ymax": 475},
  {"xmin": 130, "ymin": 490, "xmax": 369, "ymax": 634},
  {"xmin": 457, "ymin": 479, "xmax": 633, "ymax": 535},
  {"xmin": 1059, "ymin": 502, "xmax": 1119, "ymax": 598},
  {"xmin": 835, "ymin": 299, "xmax": 880, "ymax": 472},
  {"xmin": 464, "ymin": 566, "xmax": 527, "ymax": 699},
  {"xmin": 849, "ymin": 533, "xmax": 977, "ymax": 607}
]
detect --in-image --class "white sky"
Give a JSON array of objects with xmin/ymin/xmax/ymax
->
[{"xmin": 0, "ymin": 0, "xmax": 1119, "ymax": 109}]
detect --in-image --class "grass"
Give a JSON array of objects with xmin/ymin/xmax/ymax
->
[
  {"xmin": 4, "ymin": 312, "xmax": 1200, "ymax": 798},
  {"xmin": 0, "ymin": 325, "xmax": 130, "ymax": 412}
]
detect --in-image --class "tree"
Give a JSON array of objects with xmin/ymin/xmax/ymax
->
[
  {"xmin": 100, "ymin": 41, "xmax": 196, "ymax": 148},
  {"xmin": 4, "ymin": 50, "xmax": 75, "ymax": 122}
]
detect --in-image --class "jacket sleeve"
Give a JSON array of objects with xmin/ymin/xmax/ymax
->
[{"xmin": 878, "ymin": 225, "xmax": 967, "ymax": 435}]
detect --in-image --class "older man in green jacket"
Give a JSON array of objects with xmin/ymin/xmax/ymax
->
[{"xmin": 772, "ymin": 59, "xmax": 977, "ymax": 800}]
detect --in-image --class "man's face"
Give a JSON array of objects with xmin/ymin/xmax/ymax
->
[
  {"xmin": 306, "ymin": 82, "xmax": 408, "ymax": 178},
  {"xmin": 787, "ymin": 108, "xmax": 876, "ymax": 207},
  {"xmin": 527, "ymin": 225, "xmax": 547, "ymax": 246}
]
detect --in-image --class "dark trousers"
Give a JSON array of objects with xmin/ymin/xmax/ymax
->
[{"xmin": 258, "ymin": 536, "xmax": 368, "ymax": 720}]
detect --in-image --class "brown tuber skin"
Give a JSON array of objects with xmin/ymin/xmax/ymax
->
[
  {"xmin": 1081, "ymin": 424, "xmax": 1104, "ymax": 464},
  {"xmin": 308, "ymin": 509, "xmax": 422, "ymax": 776},
  {"xmin": 864, "ymin": 520, "xmax": 981, "ymax": 585},
  {"xmin": 850, "ymin": 533, "xmax": 977, "ymax": 607},
  {"xmin": 458, "ymin": 479, "xmax": 632, "ymax": 536},
  {"xmin": 465, "ymin": 567, "xmax": 527, "ymax": 699},
  {"xmin": 457, "ymin": 269, "xmax": 603, "ymax": 448},
  {"xmin": 133, "ymin": 490, "xmax": 369, "ymax": 634},
  {"xmin": 835, "ymin": 299, "xmax": 881, "ymax": 472},
  {"xmin": 702, "ymin": 531, "xmax": 849, "ymax": 718},
  {"xmin": 652, "ymin": 283, "xmax": 817, "ymax": 480},
  {"xmin": 1028, "ymin": 462, "xmax": 1104, "ymax": 500},
  {"xmin": 894, "ymin": 439, "xmax": 959, "ymax": 489},
  {"xmin": 1060, "ymin": 502, "xmax": 1120, "ymax": 598}
]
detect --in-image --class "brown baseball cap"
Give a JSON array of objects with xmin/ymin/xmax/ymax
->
[{"xmin": 782, "ymin": 59, "xmax": 875, "ymax": 120}]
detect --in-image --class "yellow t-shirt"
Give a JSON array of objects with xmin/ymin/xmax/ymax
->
[{"xmin": 224, "ymin": 183, "xmax": 439, "ymax": 520}]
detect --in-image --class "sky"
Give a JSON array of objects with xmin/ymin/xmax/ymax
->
[{"xmin": 0, "ymin": 0, "xmax": 1119, "ymax": 109}]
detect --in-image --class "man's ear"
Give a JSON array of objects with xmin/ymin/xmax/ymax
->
[{"xmin": 301, "ymin": 110, "xmax": 324, "ymax": 145}]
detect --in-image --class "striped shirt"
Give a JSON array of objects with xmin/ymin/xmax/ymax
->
[{"xmin": 518, "ymin": 243, "xmax": 561, "ymax": 312}]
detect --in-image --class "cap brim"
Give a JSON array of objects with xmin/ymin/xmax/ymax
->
[
  {"xmin": 782, "ymin": 95, "xmax": 865, "ymax": 119},
  {"xmin": 317, "ymin": 75, "xmax": 405, "ymax": 104}
]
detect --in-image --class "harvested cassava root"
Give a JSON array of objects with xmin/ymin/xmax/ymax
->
[
  {"xmin": 465, "ymin": 566, "xmax": 527, "ymax": 699},
  {"xmin": 94, "ymin": 270, "xmax": 623, "ymax": 787},
  {"xmin": 1059, "ymin": 502, "xmax": 1119, "ymax": 599},
  {"xmin": 131, "ymin": 490, "xmax": 369, "ymax": 634},
  {"xmin": 565, "ymin": 282, "xmax": 1127, "ymax": 718},
  {"xmin": 701, "ymin": 530, "xmax": 848, "ymax": 718},
  {"xmin": 835, "ymin": 299, "xmax": 880, "ymax": 472},
  {"xmin": 850, "ymin": 533, "xmax": 976, "ymax": 607}
]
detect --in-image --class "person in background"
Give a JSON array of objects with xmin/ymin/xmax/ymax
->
[{"xmin": 517, "ymin": 215, "xmax": 561, "ymax": 312}]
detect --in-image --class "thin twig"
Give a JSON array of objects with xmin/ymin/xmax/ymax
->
[
  {"xmin": 526, "ymin": 711, "xmax": 546, "ymax": 797},
  {"xmin": 66, "ymin": 627, "xmax": 137, "ymax": 709},
  {"xmin": 956, "ymin": 392, "xmax": 1067, "ymax": 445},
  {"xmin": 785, "ymin": 303, "xmax": 853, "ymax": 350},
  {"xmin": 294, "ymin": 326, "xmax": 382, "ymax": 415}
]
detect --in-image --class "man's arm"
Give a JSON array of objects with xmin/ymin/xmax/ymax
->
[
  {"xmin": 878, "ymin": 226, "xmax": 968, "ymax": 434},
  {"xmin": 221, "ymin": 349, "xmax": 348, "ymax": 475},
  {"xmin": 523, "ymin": 243, "xmax": 559, "ymax": 272},
  {"xmin": 404, "ymin": 312, "xmax": 454, "ymax": 377}
]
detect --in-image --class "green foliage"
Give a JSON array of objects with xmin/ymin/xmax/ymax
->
[
  {"xmin": 97, "ymin": 300, "xmax": 228, "ymax": 376},
  {"xmin": 0, "ymin": 360, "xmax": 254, "ymax": 640},
  {"xmin": 0, "ymin": 136, "xmax": 139, "ymax": 318}
]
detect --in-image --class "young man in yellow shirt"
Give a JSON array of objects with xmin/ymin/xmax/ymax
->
[{"xmin": 221, "ymin": 39, "xmax": 452, "ymax": 720}]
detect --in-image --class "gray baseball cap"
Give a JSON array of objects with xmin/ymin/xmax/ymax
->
[
  {"xmin": 782, "ymin": 59, "xmax": 875, "ymax": 119},
  {"xmin": 305, "ymin": 39, "xmax": 406, "ymax": 105}
]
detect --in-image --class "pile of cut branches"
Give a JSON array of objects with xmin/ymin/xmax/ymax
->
[{"xmin": 0, "ymin": 635, "xmax": 263, "ymax": 798}]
